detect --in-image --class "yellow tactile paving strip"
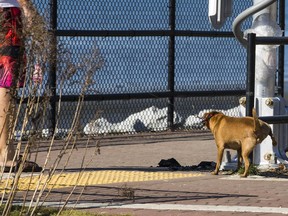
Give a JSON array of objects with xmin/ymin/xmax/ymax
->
[{"xmin": 0, "ymin": 170, "xmax": 203, "ymax": 191}]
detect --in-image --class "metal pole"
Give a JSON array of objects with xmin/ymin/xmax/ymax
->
[
  {"xmin": 167, "ymin": 0, "xmax": 175, "ymax": 131},
  {"xmin": 246, "ymin": 33, "xmax": 256, "ymax": 117},
  {"xmin": 49, "ymin": 0, "xmax": 57, "ymax": 133},
  {"xmin": 247, "ymin": 33, "xmax": 256, "ymax": 163},
  {"xmin": 277, "ymin": 0, "xmax": 285, "ymax": 96}
]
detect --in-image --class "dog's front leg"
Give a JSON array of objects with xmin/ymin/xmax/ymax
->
[{"xmin": 212, "ymin": 147, "xmax": 224, "ymax": 175}]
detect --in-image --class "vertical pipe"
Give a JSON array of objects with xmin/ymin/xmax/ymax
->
[
  {"xmin": 167, "ymin": 0, "xmax": 175, "ymax": 131},
  {"xmin": 49, "ymin": 0, "xmax": 57, "ymax": 133},
  {"xmin": 247, "ymin": 33, "xmax": 256, "ymax": 163},
  {"xmin": 246, "ymin": 33, "xmax": 256, "ymax": 117},
  {"xmin": 252, "ymin": 0, "xmax": 278, "ymax": 98},
  {"xmin": 277, "ymin": 0, "xmax": 285, "ymax": 96}
]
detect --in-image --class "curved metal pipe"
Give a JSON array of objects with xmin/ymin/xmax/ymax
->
[{"xmin": 232, "ymin": 0, "xmax": 278, "ymax": 48}]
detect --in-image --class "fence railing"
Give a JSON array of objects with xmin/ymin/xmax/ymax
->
[
  {"xmin": 41, "ymin": 0, "xmax": 285, "ymax": 134},
  {"xmin": 246, "ymin": 33, "xmax": 288, "ymax": 122}
]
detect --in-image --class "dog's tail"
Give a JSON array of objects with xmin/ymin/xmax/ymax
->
[
  {"xmin": 252, "ymin": 108, "xmax": 261, "ymax": 132},
  {"xmin": 253, "ymin": 108, "xmax": 277, "ymax": 146}
]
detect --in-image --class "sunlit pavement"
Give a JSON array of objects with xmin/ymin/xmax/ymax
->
[{"xmin": 2, "ymin": 132, "xmax": 288, "ymax": 216}]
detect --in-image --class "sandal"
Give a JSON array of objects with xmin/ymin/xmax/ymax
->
[{"xmin": 2, "ymin": 155, "xmax": 42, "ymax": 173}]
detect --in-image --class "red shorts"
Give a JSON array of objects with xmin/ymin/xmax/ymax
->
[{"xmin": 0, "ymin": 7, "xmax": 25, "ymax": 88}]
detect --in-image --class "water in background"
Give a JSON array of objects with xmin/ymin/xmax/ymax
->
[{"xmin": 28, "ymin": 0, "xmax": 288, "ymax": 131}]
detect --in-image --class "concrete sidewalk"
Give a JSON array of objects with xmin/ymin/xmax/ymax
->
[{"xmin": 6, "ymin": 132, "xmax": 288, "ymax": 215}]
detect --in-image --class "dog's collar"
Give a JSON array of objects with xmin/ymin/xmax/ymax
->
[{"xmin": 202, "ymin": 112, "xmax": 219, "ymax": 123}]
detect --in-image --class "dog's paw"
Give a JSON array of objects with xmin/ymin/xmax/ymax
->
[
  {"xmin": 240, "ymin": 174, "xmax": 248, "ymax": 178},
  {"xmin": 211, "ymin": 171, "xmax": 219, "ymax": 175}
]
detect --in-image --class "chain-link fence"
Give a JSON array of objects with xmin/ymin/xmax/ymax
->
[{"xmin": 20, "ymin": 0, "xmax": 284, "ymax": 137}]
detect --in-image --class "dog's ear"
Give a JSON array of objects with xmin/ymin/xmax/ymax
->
[
  {"xmin": 203, "ymin": 111, "xmax": 221, "ymax": 120},
  {"xmin": 202, "ymin": 111, "xmax": 220, "ymax": 129},
  {"xmin": 202, "ymin": 112, "xmax": 209, "ymax": 120},
  {"xmin": 202, "ymin": 113, "xmax": 212, "ymax": 129}
]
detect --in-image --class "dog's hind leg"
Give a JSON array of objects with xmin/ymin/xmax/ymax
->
[
  {"xmin": 212, "ymin": 146, "xmax": 224, "ymax": 175},
  {"xmin": 241, "ymin": 142, "xmax": 254, "ymax": 177},
  {"xmin": 269, "ymin": 129, "xmax": 277, "ymax": 146},
  {"xmin": 241, "ymin": 155, "xmax": 250, "ymax": 177}
]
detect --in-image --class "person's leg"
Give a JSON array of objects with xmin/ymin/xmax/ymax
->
[
  {"xmin": 0, "ymin": 7, "xmax": 42, "ymax": 172},
  {"xmin": 0, "ymin": 87, "xmax": 15, "ymax": 167}
]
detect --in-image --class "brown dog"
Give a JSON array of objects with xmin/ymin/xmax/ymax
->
[{"xmin": 202, "ymin": 108, "xmax": 277, "ymax": 177}]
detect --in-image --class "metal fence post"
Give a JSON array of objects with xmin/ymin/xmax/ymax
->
[
  {"xmin": 246, "ymin": 33, "xmax": 256, "ymax": 117},
  {"xmin": 49, "ymin": 0, "xmax": 57, "ymax": 133},
  {"xmin": 246, "ymin": 33, "xmax": 256, "ymax": 163},
  {"xmin": 277, "ymin": 0, "xmax": 285, "ymax": 96},
  {"xmin": 167, "ymin": 0, "xmax": 175, "ymax": 131}
]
